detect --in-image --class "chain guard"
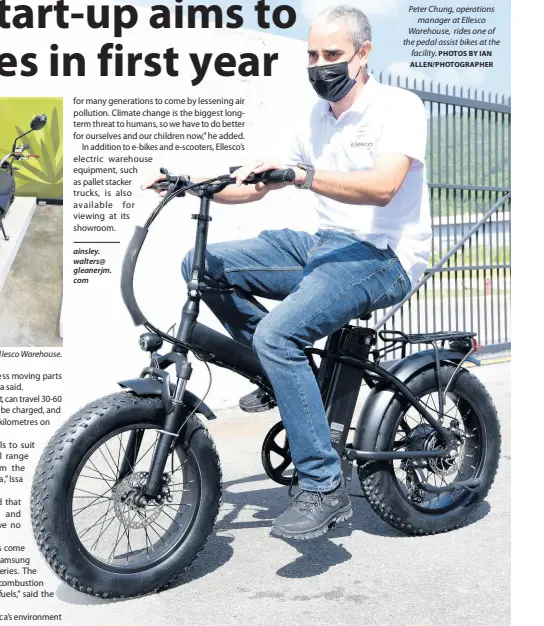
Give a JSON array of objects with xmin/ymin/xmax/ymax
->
[{"xmin": 261, "ymin": 421, "xmax": 295, "ymax": 486}]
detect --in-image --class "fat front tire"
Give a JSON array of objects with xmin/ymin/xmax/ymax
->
[
  {"xmin": 360, "ymin": 366, "xmax": 501, "ymax": 536},
  {"xmin": 31, "ymin": 391, "xmax": 222, "ymax": 598}
]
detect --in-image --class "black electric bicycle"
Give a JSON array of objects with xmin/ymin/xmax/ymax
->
[
  {"xmin": 0, "ymin": 114, "xmax": 47, "ymax": 241},
  {"xmin": 31, "ymin": 168, "xmax": 500, "ymax": 599}
]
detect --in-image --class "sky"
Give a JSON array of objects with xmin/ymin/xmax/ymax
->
[{"xmin": 138, "ymin": 0, "xmax": 511, "ymax": 98}]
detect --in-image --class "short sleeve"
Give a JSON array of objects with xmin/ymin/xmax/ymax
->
[
  {"xmin": 280, "ymin": 130, "xmax": 305, "ymax": 167},
  {"xmin": 373, "ymin": 92, "xmax": 427, "ymax": 165}
]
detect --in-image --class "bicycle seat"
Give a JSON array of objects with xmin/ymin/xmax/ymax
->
[{"xmin": 358, "ymin": 313, "xmax": 372, "ymax": 321}]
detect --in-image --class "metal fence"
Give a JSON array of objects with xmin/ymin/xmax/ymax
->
[{"xmin": 368, "ymin": 73, "xmax": 511, "ymax": 356}]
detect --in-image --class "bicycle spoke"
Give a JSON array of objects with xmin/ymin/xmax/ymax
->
[
  {"xmin": 87, "ymin": 458, "xmax": 115, "ymax": 483},
  {"xmin": 79, "ymin": 509, "xmax": 117, "ymax": 540},
  {"xmin": 90, "ymin": 503, "xmax": 116, "ymax": 552},
  {"xmin": 97, "ymin": 446, "xmax": 119, "ymax": 481},
  {"xmin": 134, "ymin": 433, "xmax": 160, "ymax": 468},
  {"xmin": 104, "ymin": 439, "xmax": 121, "ymax": 477},
  {"xmin": 70, "ymin": 427, "xmax": 200, "ymax": 569},
  {"xmin": 108, "ymin": 520, "xmax": 125, "ymax": 563},
  {"xmin": 116, "ymin": 434, "xmax": 124, "ymax": 477},
  {"xmin": 146, "ymin": 520, "xmax": 168, "ymax": 545},
  {"xmin": 73, "ymin": 497, "xmax": 110, "ymax": 516},
  {"xmin": 164, "ymin": 502, "xmax": 192, "ymax": 514},
  {"xmin": 161, "ymin": 507, "xmax": 183, "ymax": 528},
  {"xmin": 78, "ymin": 473, "xmax": 116, "ymax": 483},
  {"xmin": 144, "ymin": 527, "xmax": 154, "ymax": 557},
  {"xmin": 170, "ymin": 459, "xmax": 188, "ymax": 475},
  {"xmin": 125, "ymin": 514, "xmax": 135, "ymax": 562},
  {"xmin": 118, "ymin": 438, "xmax": 135, "ymax": 474}
]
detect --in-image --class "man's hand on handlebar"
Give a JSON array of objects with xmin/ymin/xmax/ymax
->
[
  {"xmin": 232, "ymin": 159, "xmax": 305, "ymax": 191},
  {"xmin": 141, "ymin": 171, "xmax": 190, "ymax": 197},
  {"xmin": 140, "ymin": 164, "xmax": 299, "ymax": 206},
  {"xmin": 141, "ymin": 174, "xmax": 169, "ymax": 197}
]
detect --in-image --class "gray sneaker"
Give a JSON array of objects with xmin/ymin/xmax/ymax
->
[{"xmin": 271, "ymin": 480, "xmax": 352, "ymax": 540}]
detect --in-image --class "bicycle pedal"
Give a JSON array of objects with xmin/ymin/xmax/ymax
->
[{"xmin": 240, "ymin": 401, "xmax": 276, "ymax": 414}]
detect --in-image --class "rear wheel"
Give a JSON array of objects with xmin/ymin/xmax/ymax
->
[
  {"xmin": 31, "ymin": 391, "xmax": 221, "ymax": 598},
  {"xmin": 360, "ymin": 366, "xmax": 500, "ymax": 535}
]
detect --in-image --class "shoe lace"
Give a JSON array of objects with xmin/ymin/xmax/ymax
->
[{"xmin": 291, "ymin": 489, "xmax": 324, "ymax": 515}]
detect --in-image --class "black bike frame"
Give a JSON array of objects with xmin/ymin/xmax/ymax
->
[{"xmin": 121, "ymin": 178, "xmax": 461, "ymax": 498}]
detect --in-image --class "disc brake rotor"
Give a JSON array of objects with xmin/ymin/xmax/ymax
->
[
  {"xmin": 427, "ymin": 433, "xmax": 466, "ymax": 477},
  {"xmin": 113, "ymin": 471, "xmax": 165, "ymax": 529}
]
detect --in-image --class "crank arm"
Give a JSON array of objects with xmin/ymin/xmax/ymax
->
[{"xmin": 198, "ymin": 285, "xmax": 235, "ymax": 294}]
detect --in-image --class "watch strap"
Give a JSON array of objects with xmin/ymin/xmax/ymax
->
[{"xmin": 295, "ymin": 163, "xmax": 315, "ymax": 190}]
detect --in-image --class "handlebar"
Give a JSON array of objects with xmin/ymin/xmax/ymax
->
[
  {"xmin": 148, "ymin": 167, "xmax": 296, "ymax": 194},
  {"xmin": 123, "ymin": 166, "xmax": 296, "ymax": 329},
  {"xmin": 231, "ymin": 167, "xmax": 296, "ymax": 185}
]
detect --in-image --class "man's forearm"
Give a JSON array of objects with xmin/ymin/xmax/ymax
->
[
  {"xmin": 304, "ymin": 169, "xmax": 399, "ymax": 207},
  {"xmin": 188, "ymin": 176, "xmax": 269, "ymax": 204}
]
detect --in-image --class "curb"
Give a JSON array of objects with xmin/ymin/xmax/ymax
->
[{"xmin": 466, "ymin": 353, "xmax": 511, "ymax": 367}]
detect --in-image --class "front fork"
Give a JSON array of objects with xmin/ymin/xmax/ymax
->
[
  {"xmin": 142, "ymin": 353, "xmax": 193, "ymax": 499},
  {"xmin": 127, "ymin": 188, "xmax": 215, "ymax": 499}
]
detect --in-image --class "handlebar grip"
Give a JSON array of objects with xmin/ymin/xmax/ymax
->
[
  {"xmin": 229, "ymin": 166, "xmax": 241, "ymax": 174},
  {"xmin": 265, "ymin": 168, "xmax": 296, "ymax": 184},
  {"xmin": 21, "ymin": 143, "xmax": 30, "ymax": 151},
  {"xmin": 150, "ymin": 180, "xmax": 172, "ymax": 191},
  {"xmin": 149, "ymin": 175, "xmax": 188, "ymax": 193},
  {"xmin": 243, "ymin": 168, "xmax": 296, "ymax": 185}
]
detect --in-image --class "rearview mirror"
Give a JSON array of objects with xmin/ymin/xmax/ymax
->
[{"xmin": 30, "ymin": 115, "xmax": 47, "ymax": 131}]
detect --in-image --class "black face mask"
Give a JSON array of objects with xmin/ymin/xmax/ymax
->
[{"xmin": 308, "ymin": 49, "xmax": 362, "ymax": 103}]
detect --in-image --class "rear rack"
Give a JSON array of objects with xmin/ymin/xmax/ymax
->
[{"xmin": 379, "ymin": 330, "xmax": 476, "ymax": 345}]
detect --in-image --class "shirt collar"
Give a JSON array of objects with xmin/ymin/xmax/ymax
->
[{"xmin": 322, "ymin": 74, "xmax": 376, "ymax": 121}]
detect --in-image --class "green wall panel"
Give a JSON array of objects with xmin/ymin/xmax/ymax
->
[{"xmin": 0, "ymin": 97, "xmax": 63, "ymax": 200}]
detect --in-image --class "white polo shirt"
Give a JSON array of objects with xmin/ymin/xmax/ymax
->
[{"xmin": 283, "ymin": 75, "xmax": 431, "ymax": 287}]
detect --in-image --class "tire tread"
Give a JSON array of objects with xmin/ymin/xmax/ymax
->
[
  {"xmin": 31, "ymin": 392, "xmax": 222, "ymax": 598},
  {"xmin": 359, "ymin": 366, "xmax": 501, "ymax": 536}
]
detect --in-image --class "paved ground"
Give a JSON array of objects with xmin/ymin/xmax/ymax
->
[
  {"xmin": 0, "ymin": 204, "xmax": 63, "ymax": 346},
  {"xmin": 36, "ymin": 362, "xmax": 510, "ymax": 626}
]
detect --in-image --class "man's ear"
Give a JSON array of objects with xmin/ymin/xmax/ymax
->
[{"xmin": 359, "ymin": 40, "xmax": 372, "ymax": 69}]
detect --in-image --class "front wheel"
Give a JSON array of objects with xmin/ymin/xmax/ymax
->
[
  {"xmin": 360, "ymin": 365, "xmax": 501, "ymax": 535},
  {"xmin": 31, "ymin": 392, "xmax": 222, "ymax": 598}
]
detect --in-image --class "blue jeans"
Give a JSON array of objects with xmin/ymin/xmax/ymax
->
[{"xmin": 182, "ymin": 229, "xmax": 410, "ymax": 492}]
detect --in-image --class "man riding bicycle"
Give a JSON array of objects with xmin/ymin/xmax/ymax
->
[{"xmin": 146, "ymin": 5, "xmax": 431, "ymax": 540}]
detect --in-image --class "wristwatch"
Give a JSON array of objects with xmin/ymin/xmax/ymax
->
[{"xmin": 295, "ymin": 163, "xmax": 315, "ymax": 190}]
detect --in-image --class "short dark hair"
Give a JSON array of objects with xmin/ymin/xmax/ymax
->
[{"xmin": 313, "ymin": 5, "xmax": 372, "ymax": 50}]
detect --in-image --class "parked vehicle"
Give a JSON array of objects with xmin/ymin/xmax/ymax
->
[
  {"xmin": 0, "ymin": 114, "xmax": 47, "ymax": 240},
  {"xmin": 31, "ymin": 168, "xmax": 501, "ymax": 598}
]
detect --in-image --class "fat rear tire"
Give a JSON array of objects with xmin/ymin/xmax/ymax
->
[
  {"xmin": 31, "ymin": 391, "xmax": 222, "ymax": 598},
  {"xmin": 360, "ymin": 366, "xmax": 501, "ymax": 535}
]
